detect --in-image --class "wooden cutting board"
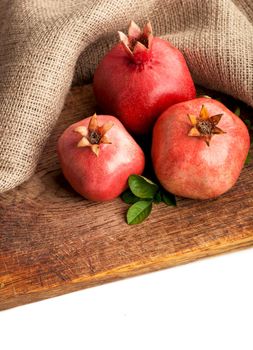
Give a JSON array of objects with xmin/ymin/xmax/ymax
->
[{"xmin": 0, "ymin": 85, "xmax": 253, "ymax": 311}]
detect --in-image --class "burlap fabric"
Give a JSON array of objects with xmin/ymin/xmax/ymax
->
[{"xmin": 0, "ymin": 0, "xmax": 252, "ymax": 192}]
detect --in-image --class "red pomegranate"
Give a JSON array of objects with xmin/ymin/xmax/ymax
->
[
  {"xmin": 57, "ymin": 114, "xmax": 145, "ymax": 201},
  {"xmin": 93, "ymin": 21, "xmax": 196, "ymax": 135},
  {"xmin": 151, "ymin": 98, "xmax": 250, "ymax": 199}
]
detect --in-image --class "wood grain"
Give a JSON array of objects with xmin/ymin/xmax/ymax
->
[{"xmin": 0, "ymin": 85, "xmax": 253, "ymax": 310}]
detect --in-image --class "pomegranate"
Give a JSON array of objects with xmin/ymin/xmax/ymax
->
[
  {"xmin": 151, "ymin": 98, "xmax": 250, "ymax": 199},
  {"xmin": 93, "ymin": 21, "xmax": 196, "ymax": 135},
  {"xmin": 57, "ymin": 114, "xmax": 145, "ymax": 201}
]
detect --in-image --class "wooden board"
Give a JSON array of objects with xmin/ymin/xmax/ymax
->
[{"xmin": 1, "ymin": 85, "xmax": 253, "ymax": 311}]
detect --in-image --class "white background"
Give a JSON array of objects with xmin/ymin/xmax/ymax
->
[{"xmin": 1, "ymin": 248, "xmax": 253, "ymax": 350}]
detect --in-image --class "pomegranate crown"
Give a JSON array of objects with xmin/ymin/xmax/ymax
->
[
  {"xmin": 74, "ymin": 114, "xmax": 113, "ymax": 156},
  {"xmin": 188, "ymin": 105, "xmax": 226, "ymax": 146},
  {"xmin": 118, "ymin": 20, "xmax": 153, "ymax": 59}
]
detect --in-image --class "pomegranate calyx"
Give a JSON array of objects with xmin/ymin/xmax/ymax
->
[
  {"xmin": 188, "ymin": 105, "xmax": 225, "ymax": 146},
  {"xmin": 118, "ymin": 21, "xmax": 153, "ymax": 60},
  {"xmin": 74, "ymin": 114, "xmax": 113, "ymax": 156}
]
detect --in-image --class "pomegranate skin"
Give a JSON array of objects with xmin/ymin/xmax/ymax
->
[
  {"xmin": 93, "ymin": 37, "xmax": 196, "ymax": 135},
  {"xmin": 57, "ymin": 115, "xmax": 145, "ymax": 201},
  {"xmin": 151, "ymin": 98, "xmax": 250, "ymax": 199}
]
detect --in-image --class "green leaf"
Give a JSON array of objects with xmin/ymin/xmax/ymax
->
[
  {"xmin": 121, "ymin": 190, "xmax": 140, "ymax": 204},
  {"xmin": 162, "ymin": 191, "xmax": 176, "ymax": 206},
  {"xmin": 153, "ymin": 191, "xmax": 162, "ymax": 203},
  {"xmin": 127, "ymin": 200, "xmax": 152, "ymax": 225},
  {"xmin": 128, "ymin": 175, "xmax": 158, "ymax": 199},
  {"xmin": 234, "ymin": 107, "xmax": 241, "ymax": 117},
  {"xmin": 245, "ymin": 153, "xmax": 251, "ymax": 165},
  {"xmin": 245, "ymin": 119, "xmax": 251, "ymax": 127}
]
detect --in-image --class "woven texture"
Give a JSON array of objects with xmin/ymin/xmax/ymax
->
[{"xmin": 0, "ymin": 0, "xmax": 252, "ymax": 192}]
